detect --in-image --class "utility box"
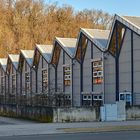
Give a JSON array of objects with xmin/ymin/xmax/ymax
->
[{"xmin": 100, "ymin": 101, "xmax": 126, "ymax": 121}]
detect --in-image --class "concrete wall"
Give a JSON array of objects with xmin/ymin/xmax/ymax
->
[
  {"xmin": 53, "ymin": 107, "xmax": 100, "ymax": 122},
  {"xmin": 126, "ymin": 106, "xmax": 140, "ymax": 120},
  {"xmin": 0, "ymin": 105, "xmax": 100, "ymax": 123}
]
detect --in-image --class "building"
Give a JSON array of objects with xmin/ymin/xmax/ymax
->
[
  {"xmin": 0, "ymin": 58, "xmax": 7, "ymax": 104},
  {"xmin": 74, "ymin": 28, "xmax": 110, "ymax": 106},
  {"xmin": 1, "ymin": 14, "xmax": 140, "ymax": 107},
  {"xmin": 51, "ymin": 37, "xmax": 77, "ymax": 106},
  {"xmin": 6, "ymin": 54, "xmax": 19, "ymax": 104},
  {"xmin": 18, "ymin": 50, "xmax": 34, "ymax": 105},
  {"xmin": 33, "ymin": 44, "xmax": 54, "ymax": 94},
  {"xmin": 105, "ymin": 14, "xmax": 140, "ymax": 105}
]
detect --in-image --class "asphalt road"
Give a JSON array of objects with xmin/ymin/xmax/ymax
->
[{"xmin": 0, "ymin": 131, "xmax": 140, "ymax": 140}]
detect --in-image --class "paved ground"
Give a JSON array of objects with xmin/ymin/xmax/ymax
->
[
  {"xmin": 0, "ymin": 117, "xmax": 140, "ymax": 137},
  {"xmin": 0, "ymin": 131, "xmax": 140, "ymax": 140},
  {"xmin": 0, "ymin": 117, "xmax": 37, "ymax": 125}
]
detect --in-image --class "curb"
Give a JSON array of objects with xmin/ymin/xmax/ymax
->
[{"xmin": 58, "ymin": 125, "xmax": 140, "ymax": 133}]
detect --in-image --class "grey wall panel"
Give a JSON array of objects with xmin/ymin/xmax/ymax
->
[
  {"xmin": 22, "ymin": 60, "xmax": 26, "ymax": 95},
  {"xmin": 82, "ymin": 41, "xmax": 91, "ymax": 92},
  {"xmin": 134, "ymin": 93, "xmax": 140, "ymax": 105},
  {"xmin": 17, "ymin": 72, "xmax": 20, "ymax": 96},
  {"xmin": 82, "ymin": 41, "xmax": 103, "ymax": 93},
  {"xmin": 49, "ymin": 64, "xmax": 55, "ymax": 92},
  {"xmin": 73, "ymin": 60, "xmax": 80, "ymax": 106},
  {"xmin": 133, "ymin": 32, "xmax": 140, "ymax": 103},
  {"xmin": 119, "ymin": 29, "xmax": 131, "ymax": 94},
  {"xmin": 64, "ymin": 51, "xmax": 71, "ymax": 93},
  {"xmin": 31, "ymin": 69, "xmax": 36, "ymax": 94},
  {"xmin": 104, "ymin": 53, "xmax": 116, "ymax": 103},
  {"xmin": 37, "ymin": 56, "xmax": 42, "ymax": 93},
  {"xmin": 57, "ymin": 50, "xmax": 63, "ymax": 91}
]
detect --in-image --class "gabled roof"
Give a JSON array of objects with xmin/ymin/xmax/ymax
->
[
  {"xmin": 51, "ymin": 37, "xmax": 77, "ymax": 65},
  {"xmin": 7, "ymin": 54, "xmax": 19, "ymax": 72},
  {"xmin": 55, "ymin": 37, "xmax": 77, "ymax": 58},
  {"xmin": 0, "ymin": 58, "xmax": 7, "ymax": 72},
  {"xmin": 123, "ymin": 16, "xmax": 140, "ymax": 29},
  {"xmin": 74, "ymin": 28, "xmax": 110, "ymax": 62},
  {"xmin": 34, "ymin": 44, "xmax": 53, "ymax": 63},
  {"xmin": 81, "ymin": 28, "xmax": 110, "ymax": 51},
  {"xmin": 106, "ymin": 14, "xmax": 140, "ymax": 51},
  {"xmin": 18, "ymin": 50, "xmax": 34, "ymax": 70}
]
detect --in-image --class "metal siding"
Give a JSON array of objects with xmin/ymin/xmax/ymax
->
[
  {"xmin": 119, "ymin": 29, "xmax": 131, "ymax": 93},
  {"xmin": 31, "ymin": 69, "xmax": 36, "ymax": 94},
  {"xmin": 22, "ymin": 61, "xmax": 26, "ymax": 95},
  {"xmin": 64, "ymin": 52, "xmax": 71, "ymax": 93},
  {"xmin": 92, "ymin": 44, "xmax": 104, "ymax": 94},
  {"xmin": 57, "ymin": 50, "xmax": 63, "ymax": 91},
  {"xmin": 73, "ymin": 60, "xmax": 81, "ymax": 106},
  {"xmin": 17, "ymin": 72, "xmax": 20, "ymax": 97},
  {"xmin": 37, "ymin": 56, "xmax": 42, "ymax": 93},
  {"xmin": 104, "ymin": 53, "xmax": 116, "ymax": 103},
  {"xmin": 83, "ymin": 41, "xmax": 92, "ymax": 92},
  {"xmin": 49, "ymin": 64, "xmax": 55, "ymax": 92},
  {"xmin": 133, "ymin": 32, "xmax": 140, "ymax": 104}
]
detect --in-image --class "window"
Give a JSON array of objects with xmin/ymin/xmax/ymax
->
[
  {"xmin": 119, "ymin": 92, "xmax": 132, "ymax": 105},
  {"xmin": 12, "ymin": 75, "xmax": 16, "ymax": 93},
  {"xmin": 93, "ymin": 95, "xmax": 103, "ymax": 101},
  {"xmin": 63, "ymin": 65, "xmax": 71, "ymax": 86},
  {"xmin": 83, "ymin": 95, "xmax": 87, "ymax": 100},
  {"xmin": 25, "ymin": 72, "xmax": 30, "ymax": 92},
  {"xmin": 42, "ymin": 69, "xmax": 48, "ymax": 92},
  {"xmin": 88, "ymin": 95, "xmax": 91, "ymax": 99},
  {"xmin": 92, "ymin": 58, "xmax": 103, "ymax": 84},
  {"xmin": 93, "ymin": 96, "xmax": 97, "ymax": 100},
  {"xmin": 83, "ymin": 95, "xmax": 92, "ymax": 100},
  {"xmin": 99, "ymin": 95, "xmax": 102, "ymax": 100}
]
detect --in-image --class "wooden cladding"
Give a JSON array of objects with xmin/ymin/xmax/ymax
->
[
  {"xmin": 76, "ymin": 34, "xmax": 88, "ymax": 62},
  {"xmin": 51, "ymin": 43, "xmax": 61, "ymax": 65},
  {"xmin": 33, "ymin": 49, "xmax": 40, "ymax": 67},
  {"xmin": 109, "ymin": 23, "xmax": 125, "ymax": 56}
]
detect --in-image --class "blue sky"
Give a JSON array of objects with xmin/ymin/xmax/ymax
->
[{"xmin": 48, "ymin": 0, "xmax": 140, "ymax": 16}]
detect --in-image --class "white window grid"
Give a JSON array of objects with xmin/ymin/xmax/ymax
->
[
  {"xmin": 63, "ymin": 65, "xmax": 71, "ymax": 81},
  {"xmin": 93, "ymin": 71, "xmax": 103, "ymax": 78},
  {"xmin": 25, "ymin": 72, "xmax": 30, "ymax": 92},
  {"xmin": 83, "ymin": 95, "xmax": 92, "ymax": 100},
  {"xmin": 42, "ymin": 69, "xmax": 48, "ymax": 91},
  {"xmin": 93, "ymin": 95, "xmax": 103, "ymax": 101}
]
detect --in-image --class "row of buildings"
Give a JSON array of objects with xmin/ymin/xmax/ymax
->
[{"xmin": 0, "ymin": 14, "xmax": 140, "ymax": 107}]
